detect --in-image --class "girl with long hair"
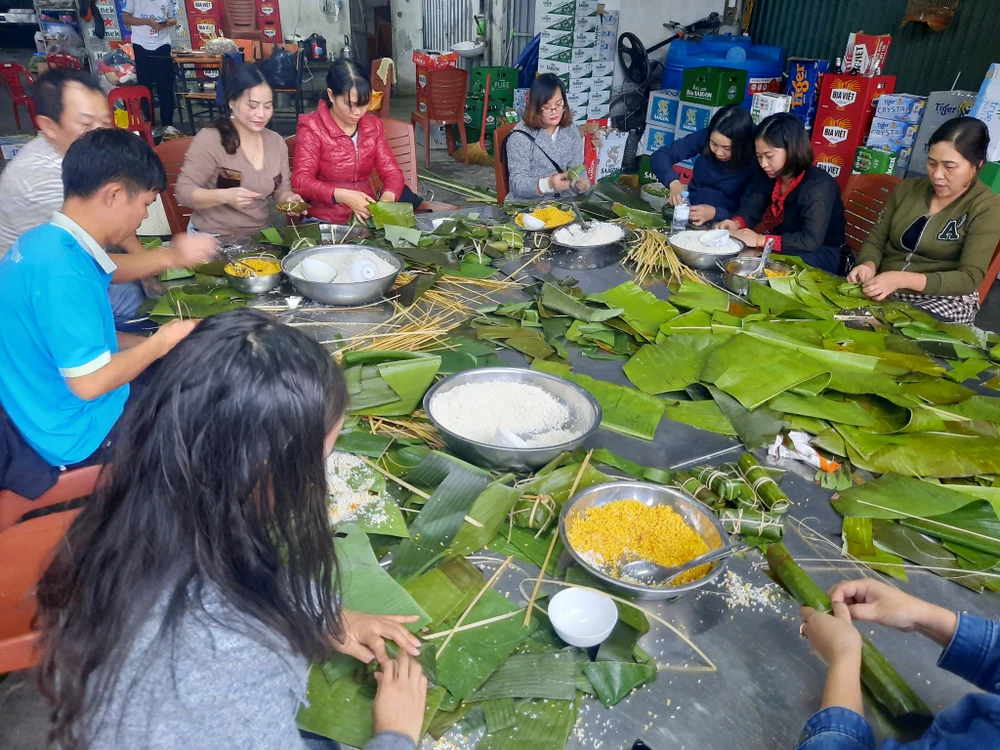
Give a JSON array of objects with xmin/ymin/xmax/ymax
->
[
  {"xmin": 175, "ymin": 64, "xmax": 305, "ymax": 235},
  {"xmin": 36, "ymin": 309, "xmax": 427, "ymax": 749}
]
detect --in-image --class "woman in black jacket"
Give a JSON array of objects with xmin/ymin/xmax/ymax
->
[{"xmin": 718, "ymin": 113, "xmax": 846, "ymax": 274}]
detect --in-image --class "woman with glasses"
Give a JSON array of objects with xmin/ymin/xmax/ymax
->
[
  {"xmin": 504, "ymin": 73, "xmax": 590, "ymax": 202},
  {"xmin": 293, "ymin": 59, "xmax": 405, "ymax": 224}
]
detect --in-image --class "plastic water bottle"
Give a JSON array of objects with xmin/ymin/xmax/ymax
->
[{"xmin": 671, "ymin": 190, "xmax": 691, "ymax": 233}]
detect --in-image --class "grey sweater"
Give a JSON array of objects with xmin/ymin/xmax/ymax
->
[
  {"xmin": 504, "ymin": 122, "xmax": 585, "ymax": 202},
  {"xmin": 84, "ymin": 587, "xmax": 415, "ymax": 750}
]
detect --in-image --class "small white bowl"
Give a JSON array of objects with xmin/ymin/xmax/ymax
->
[
  {"xmin": 699, "ymin": 228, "xmax": 732, "ymax": 247},
  {"xmin": 519, "ymin": 213, "xmax": 547, "ymax": 231},
  {"xmin": 548, "ymin": 587, "xmax": 618, "ymax": 648}
]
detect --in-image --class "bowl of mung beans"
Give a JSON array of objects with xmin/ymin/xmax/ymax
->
[{"xmin": 223, "ymin": 253, "xmax": 284, "ymax": 295}]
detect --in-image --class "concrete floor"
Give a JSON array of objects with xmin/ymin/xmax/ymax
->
[{"xmin": 3, "ymin": 42, "xmax": 1000, "ymax": 750}]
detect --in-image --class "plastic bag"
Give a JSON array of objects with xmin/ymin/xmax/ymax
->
[{"xmin": 260, "ymin": 48, "xmax": 297, "ymax": 89}]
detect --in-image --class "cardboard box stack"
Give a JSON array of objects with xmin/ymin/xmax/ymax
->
[
  {"xmin": 971, "ymin": 63, "xmax": 1000, "ymax": 162},
  {"xmin": 906, "ymin": 90, "xmax": 976, "ymax": 176},
  {"xmin": 641, "ymin": 89, "xmax": 678, "ymax": 155},
  {"xmin": 785, "ymin": 58, "xmax": 829, "ymax": 131},
  {"xmin": 187, "ymin": 0, "xmax": 224, "ymax": 50},
  {"xmin": 464, "ymin": 66, "xmax": 519, "ymax": 150},
  {"xmin": 864, "ymin": 94, "xmax": 926, "ymax": 175},
  {"xmin": 536, "ymin": 0, "xmax": 605, "ymax": 124},
  {"xmin": 851, "ymin": 146, "xmax": 898, "ymax": 177},
  {"xmin": 751, "ymin": 92, "xmax": 792, "ymax": 125},
  {"xmin": 811, "ymin": 74, "xmax": 896, "ymax": 188}
]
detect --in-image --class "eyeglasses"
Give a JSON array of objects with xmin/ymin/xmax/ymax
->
[{"xmin": 540, "ymin": 102, "xmax": 565, "ymax": 114}]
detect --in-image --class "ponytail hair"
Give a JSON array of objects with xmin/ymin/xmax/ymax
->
[
  {"xmin": 325, "ymin": 58, "xmax": 371, "ymax": 109},
  {"xmin": 212, "ymin": 64, "xmax": 271, "ymax": 155}
]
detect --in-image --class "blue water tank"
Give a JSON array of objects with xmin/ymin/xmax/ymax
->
[{"xmin": 662, "ymin": 35, "xmax": 786, "ymax": 108}]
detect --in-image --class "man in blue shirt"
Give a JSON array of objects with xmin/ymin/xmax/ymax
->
[
  {"xmin": 0, "ymin": 128, "xmax": 216, "ymax": 472},
  {"xmin": 797, "ymin": 578, "xmax": 1000, "ymax": 749}
]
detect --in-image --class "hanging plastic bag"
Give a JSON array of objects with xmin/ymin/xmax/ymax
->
[{"xmin": 261, "ymin": 47, "xmax": 297, "ymax": 89}]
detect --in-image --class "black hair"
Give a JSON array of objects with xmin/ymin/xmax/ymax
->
[
  {"xmin": 325, "ymin": 58, "xmax": 371, "ymax": 109},
  {"xmin": 755, "ymin": 112, "xmax": 814, "ymax": 178},
  {"xmin": 928, "ymin": 116, "xmax": 990, "ymax": 171},
  {"xmin": 36, "ymin": 308, "xmax": 350, "ymax": 749},
  {"xmin": 33, "ymin": 68, "xmax": 101, "ymax": 124},
  {"xmin": 523, "ymin": 73, "xmax": 572, "ymax": 129},
  {"xmin": 62, "ymin": 128, "xmax": 167, "ymax": 200},
  {"xmin": 704, "ymin": 104, "xmax": 755, "ymax": 170},
  {"xmin": 213, "ymin": 64, "xmax": 271, "ymax": 155}
]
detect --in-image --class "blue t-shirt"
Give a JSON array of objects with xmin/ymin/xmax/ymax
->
[{"xmin": 0, "ymin": 214, "xmax": 128, "ymax": 465}]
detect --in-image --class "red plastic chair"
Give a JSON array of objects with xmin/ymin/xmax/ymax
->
[
  {"xmin": 107, "ymin": 85, "xmax": 156, "ymax": 147},
  {"xmin": 154, "ymin": 136, "xmax": 194, "ymax": 234},
  {"xmin": 0, "ymin": 464, "xmax": 101, "ymax": 672},
  {"xmin": 492, "ymin": 121, "xmax": 517, "ymax": 205},
  {"xmin": 0, "ymin": 62, "xmax": 37, "ymax": 131},
  {"xmin": 410, "ymin": 67, "xmax": 469, "ymax": 168},
  {"xmin": 369, "ymin": 119, "xmax": 459, "ymax": 212},
  {"xmin": 978, "ymin": 239, "xmax": 1000, "ymax": 305},
  {"xmin": 45, "ymin": 53, "xmax": 82, "ymax": 70}
]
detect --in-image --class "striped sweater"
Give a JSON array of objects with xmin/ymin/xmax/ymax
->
[{"xmin": 0, "ymin": 136, "xmax": 65, "ymax": 256}]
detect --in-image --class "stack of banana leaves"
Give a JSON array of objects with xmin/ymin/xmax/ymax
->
[{"xmin": 466, "ymin": 260, "xmax": 1000, "ymax": 591}]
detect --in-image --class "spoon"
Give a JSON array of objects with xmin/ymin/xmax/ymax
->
[
  {"xmin": 570, "ymin": 203, "xmax": 591, "ymax": 232},
  {"xmin": 619, "ymin": 542, "xmax": 747, "ymax": 586},
  {"xmin": 748, "ymin": 236, "xmax": 776, "ymax": 279}
]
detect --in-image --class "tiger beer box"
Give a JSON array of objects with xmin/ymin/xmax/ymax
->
[
  {"xmin": 907, "ymin": 90, "xmax": 977, "ymax": 176},
  {"xmin": 786, "ymin": 58, "xmax": 830, "ymax": 131}
]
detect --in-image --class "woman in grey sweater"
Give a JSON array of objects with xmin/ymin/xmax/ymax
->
[
  {"xmin": 35, "ymin": 309, "xmax": 427, "ymax": 750},
  {"xmin": 505, "ymin": 73, "xmax": 591, "ymax": 201}
]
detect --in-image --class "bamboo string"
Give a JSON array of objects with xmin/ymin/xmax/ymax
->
[
  {"xmin": 421, "ymin": 609, "xmax": 522, "ymax": 639},
  {"xmin": 361, "ymin": 456, "xmax": 430, "ymax": 500},
  {"xmin": 523, "ymin": 450, "xmax": 592, "ymax": 627},
  {"xmin": 436, "ymin": 555, "xmax": 514, "ymax": 657}
]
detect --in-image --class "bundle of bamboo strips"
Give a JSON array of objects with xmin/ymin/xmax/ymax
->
[
  {"xmin": 625, "ymin": 229, "xmax": 703, "ymax": 286},
  {"xmin": 363, "ymin": 411, "xmax": 445, "ymax": 449}
]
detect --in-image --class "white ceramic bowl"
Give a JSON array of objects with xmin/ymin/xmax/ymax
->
[
  {"xmin": 519, "ymin": 213, "xmax": 547, "ymax": 231},
  {"xmin": 548, "ymin": 587, "xmax": 618, "ymax": 648},
  {"xmin": 699, "ymin": 228, "xmax": 732, "ymax": 247}
]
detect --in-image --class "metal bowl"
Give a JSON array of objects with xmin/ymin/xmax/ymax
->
[
  {"xmin": 719, "ymin": 257, "xmax": 795, "ymax": 295},
  {"xmin": 423, "ymin": 367, "xmax": 602, "ymax": 471},
  {"xmin": 281, "ymin": 244, "xmax": 402, "ymax": 306},
  {"xmin": 223, "ymin": 253, "xmax": 283, "ymax": 295},
  {"xmin": 318, "ymin": 223, "xmax": 371, "ymax": 243},
  {"xmin": 559, "ymin": 481, "xmax": 731, "ymax": 599},
  {"xmin": 667, "ymin": 230, "xmax": 743, "ymax": 270}
]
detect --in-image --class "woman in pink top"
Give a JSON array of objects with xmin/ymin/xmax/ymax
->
[{"xmin": 175, "ymin": 65, "xmax": 304, "ymax": 236}]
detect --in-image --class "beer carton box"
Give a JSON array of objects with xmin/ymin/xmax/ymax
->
[
  {"xmin": 513, "ymin": 88, "xmax": 529, "ymax": 117},
  {"xmin": 842, "ymin": 32, "xmax": 892, "ymax": 77},
  {"xmin": 785, "ymin": 58, "xmax": 830, "ymax": 129},
  {"xmin": 575, "ymin": 15, "xmax": 599, "ymax": 32},
  {"xmin": 566, "ymin": 92, "xmax": 589, "ymax": 113},
  {"xmin": 751, "ymin": 92, "xmax": 792, "ymax": 125},
  {"xmin": 600, "ymin": 10, "xmax": 619, "ymax": 30},
  {"xmin": 852, "ymin": 146, "xmax": 898, "ymax": 176},
  {"xmin": 570, "ymin": 61, "xmax": 594, "ymax": 79},
  {"xmin": 639, "ymin": 125, "xmax": 675, "ymax": 156},
  {"xmin": 589, "ymin": 75, "xmax": 613, "ymax": 95},
  {"xmin": 592, "ymin": 61, "xmax": 615, "ymax": 78},
  {"xmin": 536, "ymin": 0, "xmax": 576, "ymax": 17},
  {"xmin": 907, "ymin": 90, "xmax": 976, "ymax": 176},
  {"xmin": 812, "ymin": 147, "xmax": 852, "ymax": 186},
  {"xmin": 589, "ymin": 87, "xmax": 611, "ymax": 106},
  {"xmin": 573, "ymin": 31, "xmax": 597, "ymax": 49},
  {"xmin": 568, "ymin": 77, "xmax": 592, "ymax": 95},
  {"xmin": 538, "ymin": 60, "xmax": 573, "ymax": 78},
  {"xmin": 587, "ymin": 102, "xmax": 610, "ymax": 120},
  {"xmin": 646, "ymin": 89, "xmax": 679, "ymax": 127},
  {"xmin": 540, "ymin": 29, "xmax": 575, "ymax": 47},
  {"xmin": 867, "ymin": 116, "xmax": 919, "ymax": 150},
  {"xmin": 676, "ymin": 102, "xmax": 722, "ymax": 135},
  {"xmin": 875, "ymin": 94, "xmax": 926, "ymax": 124},
  {"xmin": 575, "ymin": 0, "xmax": 599, "ymax": 16},
  {"xmin": 971, "ymin": 63, "xmax": 1000, "ymax": 162},
  {"xmin": 681, "ymin": 66, "xmax": 747, "ymax": 106}
]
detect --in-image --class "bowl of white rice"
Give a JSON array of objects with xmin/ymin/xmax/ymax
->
[
  {"xmin": 281, "ymin": 244, "xmax": 403, "ymax": 305},
  {"xmin": 423, "ymin": 367, "xmax": 602, "ymax": 471},
  {"xmin": 667, "ymin": 229, "xmax": 744, "ymax": 270}
]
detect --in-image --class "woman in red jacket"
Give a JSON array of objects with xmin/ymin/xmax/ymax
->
[{"xmin": 293, "ymin": 59, "xmax": 405, "ymax": 223}]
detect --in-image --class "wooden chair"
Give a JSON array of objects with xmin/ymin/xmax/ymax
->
[
  {"xmin": 410, "ymin": 67, "xmax": 469, "ymax": 168},
  {"xmin": 369, "ymin": 58, "xmax": 393, "ymax": 119},
  {"xmin": 263, "ymin": 43, "xmax": 304, "ymax": 120},
  {"xmin": 0, "ymin": 464, "xmax": 101, "ymax": 672},
  {"xmin": 285, "ymin": 133, "xmax": 295, "ymax": 163},
  {"xmin": 107, "ymin": 86, "xmax": 156, "ymax": 147},
  {"xmin": 841, "ymin": 173, "xmax": 902, "ymax": 256},
  {"xmin": 979, "ymin": 239, "xmax": 1000, "ymax": 304},
  {"xmin": 0, "ymin": 62, "xmax": 37, "ymax": 131},
  {"xmin": 154, "ymin": 137, "xmax": 195, "ymax": 234},
  {"xmin": 492, "ymin": 122, "xmax": 517, "ymax": 205},
  {"xmin": 371, "ymin": 118, "xmax": 458, "ymax": 212}
]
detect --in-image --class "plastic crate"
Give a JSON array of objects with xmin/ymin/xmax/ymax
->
[{"xmin": 471, "ymin": 66, "xmax": 519, "ymax": 97}]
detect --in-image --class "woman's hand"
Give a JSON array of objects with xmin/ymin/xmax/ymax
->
[
  {"xmin": 226, "ymin": 187, "xmax": 263, "ymax": 210},
  {"xmin": 829, "ymin": 579, "xmax": 957, "ymax": 646},
  {"xmin": 372, "ymin": 651, "xmax": 428, "ymax": 744},
  {"xmin": 335, "ymin": 188, "xmax": 376, "ymax": 220},
  {"xmin": 668, "ymin": 179, "xmax": 685, "ymax": 206},
  {"xmin": 733, "ymin": 228, "xmax": 762, "ymax": 248},
  {"xmin": 279, "ymin": 192, "xmax": 308, "ymax": 216},
  {"xmin": 333, "ymin": 609, "xmax": 421, "ymax": 666},
  {"xmin": 573, "ymin": 177, "xmax": 591, "ymax": 194},
  {"xmin": 167, "ymin": 233, "xmax": 218, "ymax": 267},
  {"xmin": 549, "ymin": 172, "xmax": 572, "ymax": 192},
  {"xmin": 689, "ymin": 204, "xmax": 716, "ymax": 226},
  {"xmin": 846, "ymin": 261, "xmax": 877, "ymax": 284},
  {"xmin": 800, "ymin": 603, "xmax": 862, "ymax": 668},
  {"xmin": 715, "ymin": 219, "xmax": 741, "ymax": 233},
  {"xmin": 862, "ymin": 271, "xmax": 914, "ymax": 301},
  {"xmin": 380, "ymin": 191, "xmax": 397, "ymax": 203}
]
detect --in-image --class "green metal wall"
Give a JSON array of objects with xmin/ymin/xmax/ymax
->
[{"xmin": 750, "ymin": 0, "xmax": 998, "ymax": 95}]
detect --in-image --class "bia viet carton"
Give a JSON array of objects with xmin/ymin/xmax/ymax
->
[
  {"xmin": 569, "ymin": 61, "xmax": 593, "ymax": 79},
  {"xmin": 751, "ymin": 92, "xmax": 792, "ymax": 125},
  {"xmin": 646, "ymin": 89, "xmax": 680, "ymax": 127},
  {"xmin": 813, "ymin": 149, "xmax": 851, "ymax": 183},
  {"xmin": 852, "ymin": 146, "xmax": 898, "ymax": 176},
  {"xmin": 681, "ymin": 67, "xmax": 747, "ymax": 107},
  {"xmin": 566, "ymin": 92, "xmax": 589, "ymax": 114},
  {"xmin": 842, "ymin": 33, "xmax": 892, "ymax": 77},
  {"xmin": 971, "ymin": 63, "xmax": 1000, "ymax": 162},
  {"xmin": 786, "ymin": 58, "xmax": 830, "ymax": 130},
  {"xmin": 875, "ymin": 94, "xmax": 926, "ymax": 124},
  {"xmin": 907, "ymin": 90, "xmax": 975, "ymax": 176}
]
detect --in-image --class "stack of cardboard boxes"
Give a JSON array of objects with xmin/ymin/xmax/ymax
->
[
  {"xmin": 463, "ymin": 66, "xmax": 519, "ymax": 153},
  {"xmin": 536, "ymin": 0, "xmax": 614, "ymax": 125},
  {"xmin": 785, "ymin": 58, "xmax": 829, "ymax": 131},
  {"xmin": 857, "ymin": 94, "xmax": 926, "ymax": 177},
  {"xmin": 971, "ymin": 63, "xmax": 1000, "ymax": 195},
  {"xmin": 641, "ymin": 89, "xmax": 678, "ymax": 155},
  {"xmin": 906, "ymin": 90, "xmax": 976, "ymax": 177}
]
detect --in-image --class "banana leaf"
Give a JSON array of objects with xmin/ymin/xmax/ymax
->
[
  {"xmin": 518, "ymin": 463, "xmax": 610, "ymax": 505},
  {"xmin": 475, "ymin": 323, "xmax": 555, "ymax": 360},
  {"xmin": 596, "ymin": 621, "xmax": 642, "ymax": 662},
  {"xmin": 404, "ymin": 556, "xmax": 484, "ymax": 629},
  {"xmin": 428, "ymin": 705, "xmax": 472, "ymax": 739},
  {"xmin": 335, "ymin": 523, "xmax": 431, "ymax": 628},
  {"xmin": 836, "ymin": 427, "xmax": 1000, "ymax": 478},
  {"xmin": 943, "ymin": 358, "xmax": 991, "ymax": 383},
  {"xmin": 769, "ymin": 392, "xmax": 876, "ymax": 427},
  {"xmin": 333, "ymin": 420, "xmax": 395, "ymax": 457},
  {"xmin": 708, "ymin": 386, "xmax": 782, "ymax": 449},
  {"xmin": 436, "ymin": 336, "xmax": 503, "ymax": 375},
  {"xmin": 383, "ymin": 224, "xmax": 424, "ymax": 247},
  {"xmin": 389, "ymin": 453, "xmax": 493, "ymax": 580},
  {"xmin": 392, "ymin": 244, "xmax": 462, "ymax": 269},
  {"xmin": 582, "ymin": 447, "xmax": 647, "ymax": 479},
  {"xmin": 488, "ymin": 526, "xmax": 564, "ymax": 576},
  {"xmin": 937, "ymin": 395, "xmax": 1000, "ymax": 423},
  {"xmin": 901, "ymin": 501, "xmax": 1000, "ymax": 558},
  {"xmin": 432, "ymin": 588, "xmax": 535, "ymax": 700},
  {"xmin": 668, "ymin": 279, "xmax": 732, "ymax": 313},
  {"xmin": 624, "ymin": 332, "xmax": 732, "ymax": 394},
  {"xmin": 539, "ymin": 282, "xmax": 623, "ymax": 322},
  {"xmin": 563, "ymin": 567, "xmax": 649, "ymax": 634},
  {"xmin": 658, "ymin": 308, "xmax": 713, "ymax": 337},
  {"xmin": 531, "ymin": 360, "xmax": 665, "ymax": 440},
  {"xmin": 588, "ymin": 281, "xmax": 679, "ymax": 341},
  {"xmin": 612, "ymin": 203, "xmax": 666, "ymax": 227},
  {"xmin": 370, "ymin": 201, "xmax": 417, "ymax": 229},
  {"xmin": 482, "ymin": 698, "xmax": 517, "ymax": 733},
  {"xmin": 449, "ymin": 480, "xmax": 523, "ymax": 557},
  {"xmin": 149, "ymin": 285, "xmax": 252, "ymax": 321},
  {"xmin": 159, "ymin": 266, "xmax": 193, "ymax": 281},
  {"xmin": 581, "ymin": 662, "xmax": 657, "ymax": 708},
  {"xmin": 477, "ymin": 698, "xmax": 578, "ymax": 750},
  {"xmin": 748, "ymin": 279, "xmax": 833, "ymax": 318},
  {"xmin": 662, "ymin": 397, "xmax": 737, "ymax": 437},
  {"xmin": 467, "ymin": 652, "xmax": 577, "ymax": 702},
  {"xmin": 899, "ymin": 379, "xmax": 975, "ymax": 405},
  {"xmin": 581, "ymin": 181, "xmax": 653, "ymax": 212},
  {"xmin": 454, "ymin": 256, "xmax": 500, "ymax": 279},
  {"xmin": 842, "ymin": 517, "xmax": 907, "ymax": 581},
  {"xmin": 832, "ymin": 473, "xmax": 997, "ymax": 519},
  {"xmin": 872, "ymin": 520, "xmax": 994, "ymax": 593},
  {"xmin": 344, "ymin": 353, "xmax": 441, "ymax": 418}
]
